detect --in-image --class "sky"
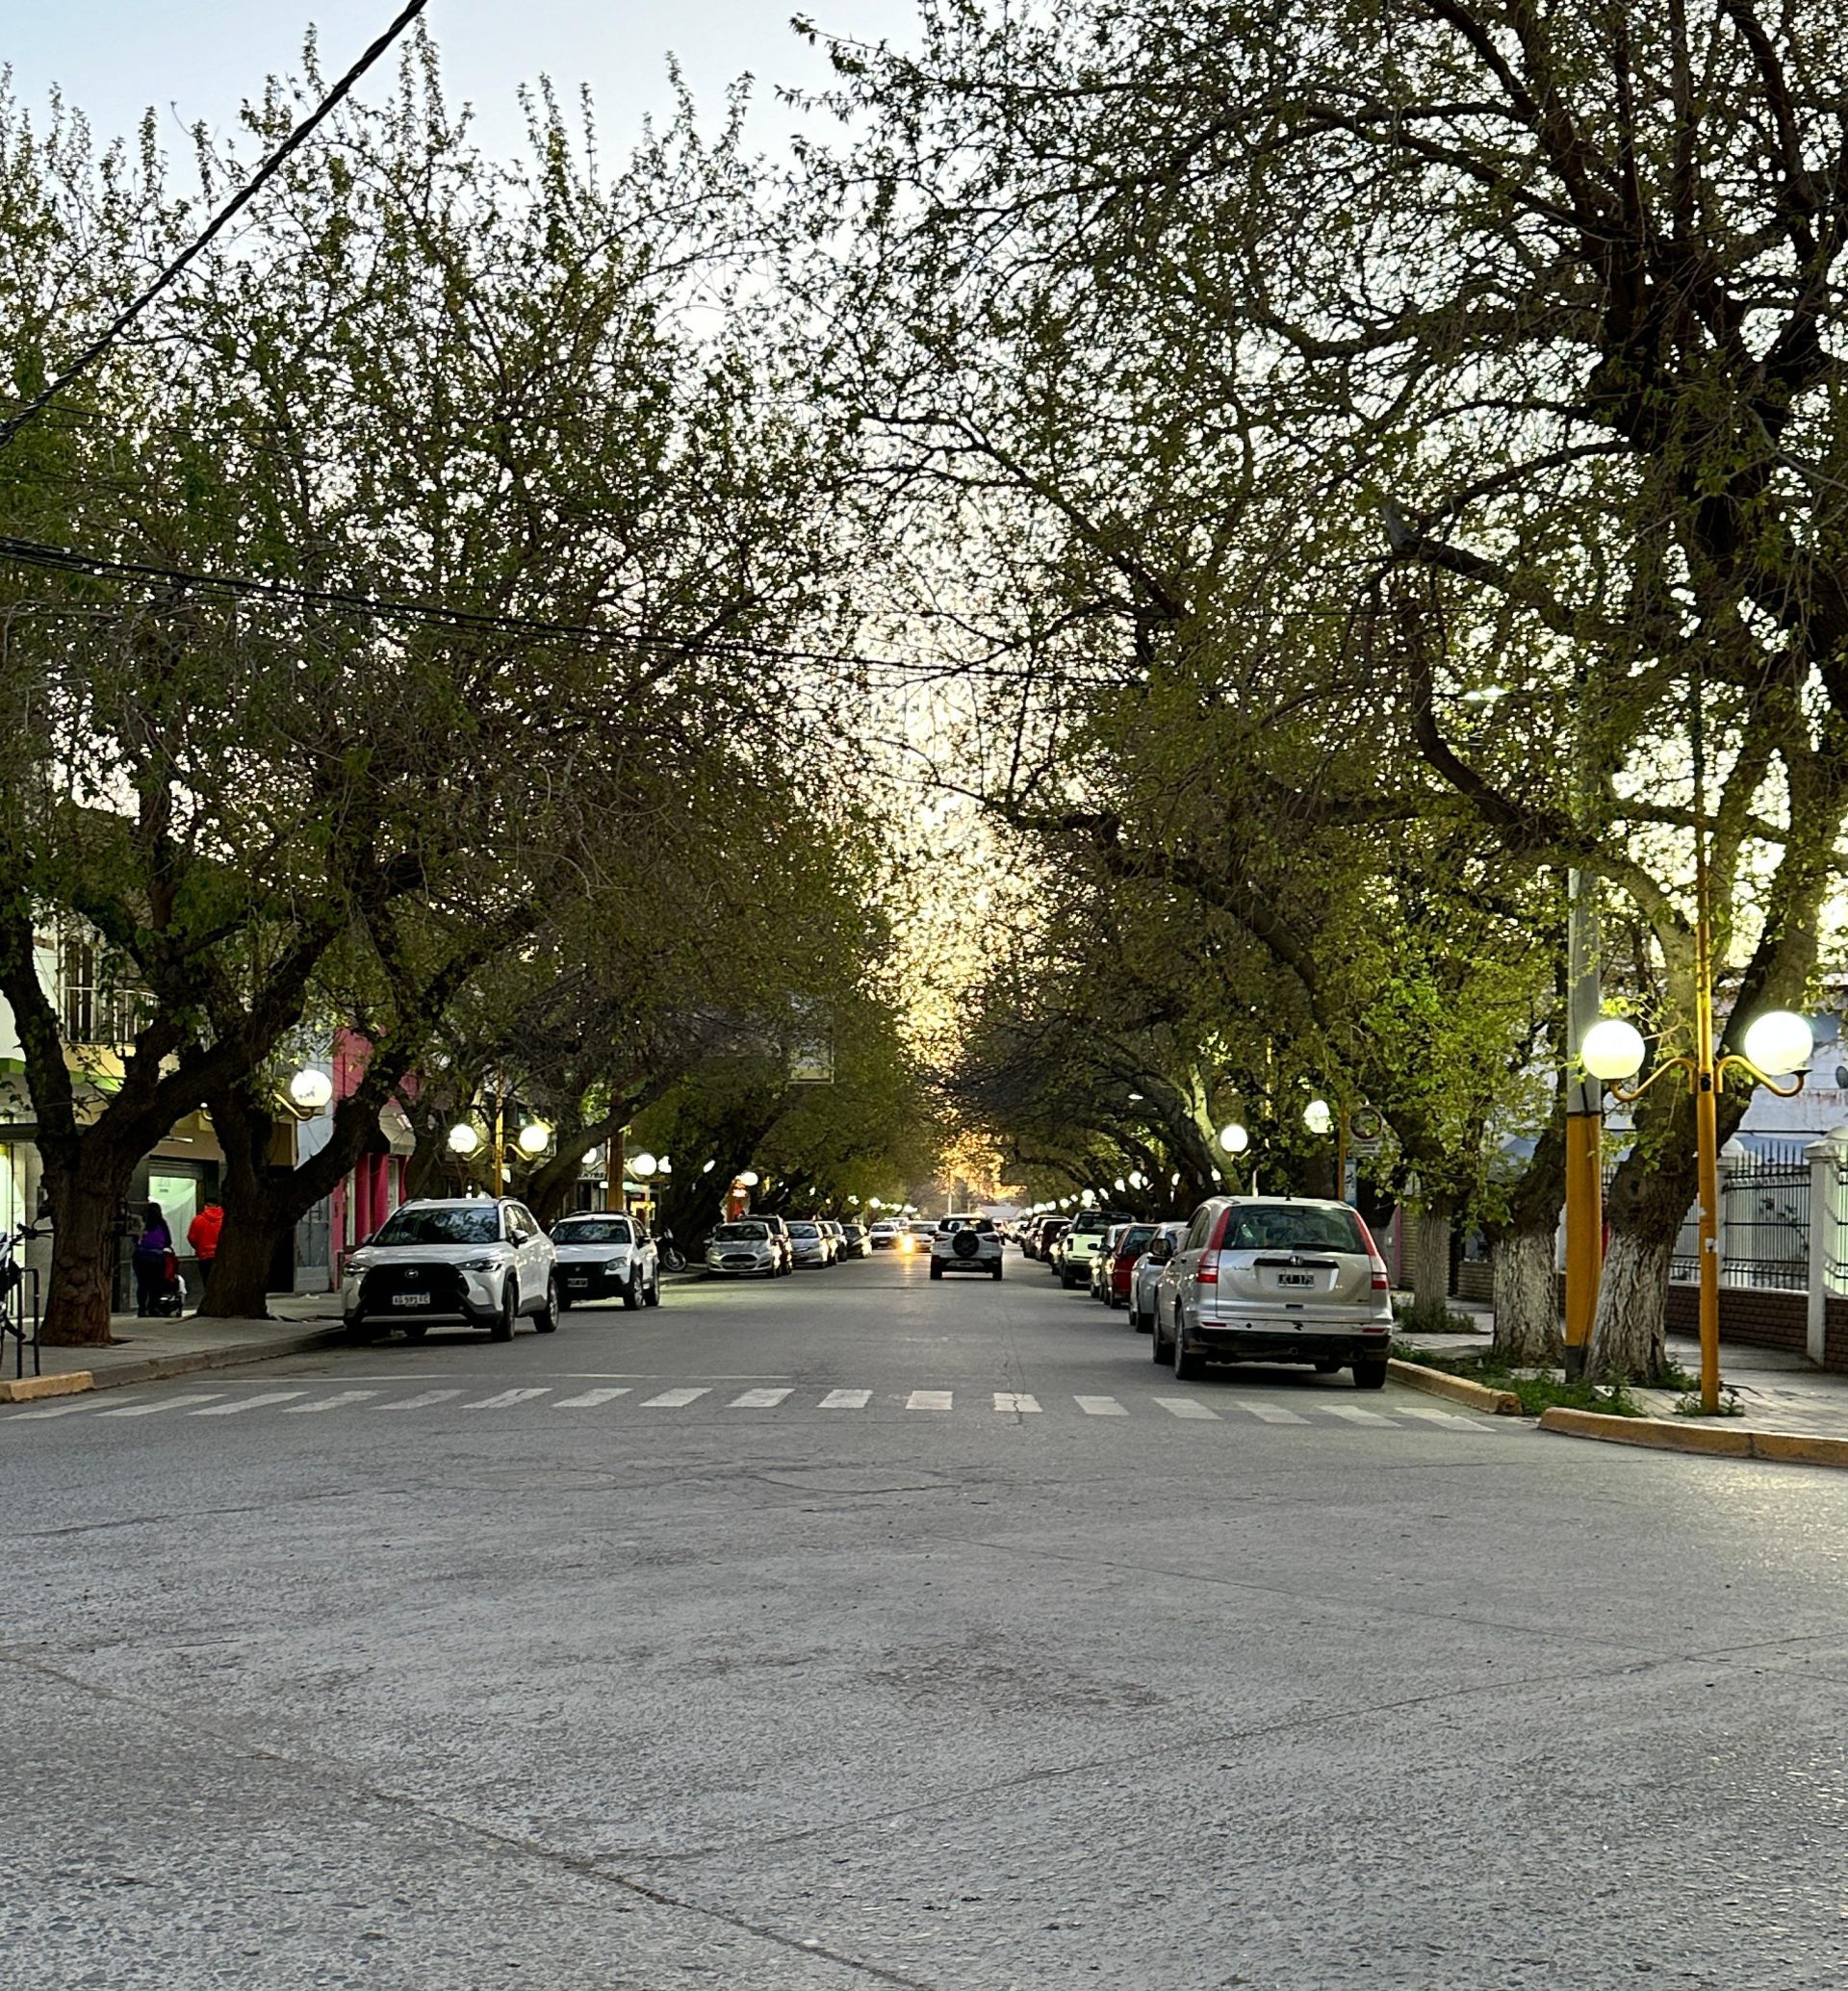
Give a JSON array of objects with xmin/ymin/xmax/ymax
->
[{"xmin": 5, "ymin": 2, "xmax": 920, "ymax": 162}]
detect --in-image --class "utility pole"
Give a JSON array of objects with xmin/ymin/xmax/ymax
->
[{"xmin": 1563, "ymin": 869, "xmax": 1603, "ymax": 1380}]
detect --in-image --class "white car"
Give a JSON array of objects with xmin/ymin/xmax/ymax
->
[
  {"xmin": 342, "ymin": 1197, "xmax": 558, "ymax": 1340},
  {"xmin": 868, "ymin": 1221, "xmax": 901, "ymax": 1249},
  {"xmin": 786, "ymin": 1220, "xmax": 832, "ymax": 1268},
  {"xmin": 930, "ymin": 1214, "xmax": 1004, "ymax": 1281},
  {"xmin": 550, "ymin": 1212, "xmax": 659, "ymax": 1310}
]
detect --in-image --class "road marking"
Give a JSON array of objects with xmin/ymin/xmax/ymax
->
[
  {"xmin": 731, "ymin": 1388, "xmax": 793, "ymax": 1408},
  {"xmin": 191, "ymin": 1392, "xmax": 306, "ymax": 1416},
  {"xmin": 1153, "ymin": 1396, "xmax": 1219, "ymax": 1421},
  {"xmin": 993, "ymin": 1391, "xmax": 1040, "ymax": 1414},
  {"xmin": 283, "ymin": 1391, "xmax": 381, "ymax": 1414},
  {"xmin": 464, "ymin": 1389, "xmax": 552, "ymax": 1410},
  {"xmin": 1399, "ymin": 1405, "xmax": 1491, "ymax": 1429},
  {"xmin": 6, "ymin": 1396, "xmax": 126, "ymax": 1420},
  {"xmin": 378, "ymin": 1390, "xmax": 462, "ymax": 1411},
  {"xmin": 906, "ymin": 1389, "xmax": 953, "ymax": 1412},
  {"xmin": 641, "ymin": 1388, "xmax": 710, "ymax": 1408},
  {"xmin": 553, "ymin": 1388, "xmax": 632, "ymax": 1409},
  {"xmin": 1322, "ymin": 1404, "xmax": 1397, "ymax": 1426},
  {"xmin": 99, "ymin": 1393, "xmax": 223, "ymax": 1417},
  {"xmin": 1074, "ymin": 1395, "xmax": 1127, "ymax": 1417},
  {"xmin": 819, "ymin": 1389, "xmax": 871, "ymax": 1409},
  {"xmin": 1240, "ymin": 1402, "xmax": 1311, "ymax": 1425}
]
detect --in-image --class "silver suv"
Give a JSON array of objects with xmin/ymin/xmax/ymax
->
[
  {"xmin": 930, "ymin": 1214, "xmax": 1004, "ymax": 1281},
  {"xmin": 1150, "ymin": 1197, "xmax": 1392, "ymax": 1387}
]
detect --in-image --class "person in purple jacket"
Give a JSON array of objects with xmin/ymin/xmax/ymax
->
[{"xmin": 133, "ymin": 1204, "xmax": 172, "ymax": 1317}]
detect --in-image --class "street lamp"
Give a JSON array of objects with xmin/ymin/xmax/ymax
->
[
  {"xmin": 288, "ymin": 1067, "xmax": 333, "ymax": 1112},
  {"xmin": 448, "ymin": 1121, "xmax": 483, "ymax": 1157},
  {"xmin": 1303, "ymin": 1098, "xmax": 1333, "ymax": 1137},
  {"xmin": 1584, "ymin": 1007, "xmax": 1812, "ymax": 1412},
  {"xmin": 1218, "ymin": 1122, "xmax": 1249, "ymax": 1155},
  {"xmin": 515, "ymin": 1120, "xmax": 552, "ymax": 1159}
]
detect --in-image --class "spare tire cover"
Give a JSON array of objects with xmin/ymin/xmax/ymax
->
[{"xmin": 953, "ymin": 1229, "xmax": 980, "ymax": 1259}]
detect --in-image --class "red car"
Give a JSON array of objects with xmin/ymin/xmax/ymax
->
[{"xmin": 1105, "ymin": 1223, "xmax": 1160, "ymax": 1307}]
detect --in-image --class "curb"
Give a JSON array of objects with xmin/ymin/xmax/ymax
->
[
  {"xmin": 0, "ymin": 1370, "xmax": 93, "ymax": 1403},
  {"xmin": 70, "ymin": 1324, "xmax": 351, "ymax": 1393},
  {"xmin": 1539, "ymin": 1406, "xmax": 1848, "ymax": 1470},
  {"xmin": 1387, "ymin": 1358, "xmax": 1522, "ymax": 1417}
]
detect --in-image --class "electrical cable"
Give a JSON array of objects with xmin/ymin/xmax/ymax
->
[{"xmin": 0, "ymin": 0, "xmax": 431, "ymax": 453}]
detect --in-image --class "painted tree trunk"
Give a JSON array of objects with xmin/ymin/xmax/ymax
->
[
  {"xmin": 1492, "ymin": 1226, "xmax": 1560, "ymax": 1366},
  {"xmin": 40, "ymin": 1172, "xmax": 129, "ymax": 1346},
  {"xmin": 1410, "ymin": 1208, "xmax": 1451, "ymax": 1313},
  {"xmin": 1586, "ymin": 1225, "xmax": 1673, "ymax": 1382}
]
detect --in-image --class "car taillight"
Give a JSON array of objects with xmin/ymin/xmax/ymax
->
[
  {"xmin": 1355, "ymin": 1214, "xmax": 1390, "ymax": 1291},
  {"xmin": 1197, "ymin": 1250, "xmax": 1219, "ymax": 1286}
]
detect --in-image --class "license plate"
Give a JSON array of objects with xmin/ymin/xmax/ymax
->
[
  {"xmin": 1276, "ymin": 1272, "xmax": 1314, "ymax": 1288},
  {"xmin": 392, "ymin": 1292, "xmax": 432, "ymax": 1308},
  {"xmin": 565, "ymin": 1277, "xmax": 590, "ymax": 1289}
]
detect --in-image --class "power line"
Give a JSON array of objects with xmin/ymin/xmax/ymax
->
[
  {"xmin": 0, "ymin": 529, "xmax": 1100, "ymax": 684},
  {"xmin": 0, "ymin": 0, "xmax": 431, "ymax": 454}
]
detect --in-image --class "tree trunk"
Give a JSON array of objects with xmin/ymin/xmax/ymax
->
[
  {"xmin": 1410, "ymin": 1206, "xmax": 1451, "ymax": 1313},
  {"xmin": 40, "ymin": 1167, "xmax": 131, "ymax": 1346},
  {"xmin": 1586, "ymin": 1223, "xmax": 1673, "ymax": 1383},
  {"xmin": 203, "ymin": 1206, "xmax": 289, "ymax": 1320},
  {"xmin": 1492, "ymin": 1226, "xmax": 1560, "ymax": 1366}
]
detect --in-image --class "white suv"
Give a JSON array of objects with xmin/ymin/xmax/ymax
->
[
  {"xmin": 930, "ymin": 1214, "xmax": 1004, "ymax": 1281},
  {"xmin": 342, "ymin": 1197, "xmax": 558, "ymax": 1340}
]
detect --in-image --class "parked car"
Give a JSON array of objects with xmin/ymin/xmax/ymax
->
[
  {"xmin": 838, "ymin": 1222, "xmax": 871, "ymax": 1259},
  {"xmin": 1126, "ymin": 1222, "xmax": 1186, "ymax": 1332},
  {"xmin": 342, "ymin": 1197, "xmax": 557, "ymax": 1340},
  {"xmin": 1037, "ymin": 1215, "xmax": 1071, "ymax": 1264},
  {"xmin": 930, "ymin": 1213, "xmax": 1005, "ymax": 1281},
  {"xmin": 820, "ymin": 1219, "xmax": 848, "ymax": 1264},
  {"xmin": 1101, "ymin": 1222, "xmax": 1159, "ymax": 1307},
  {"xmin": 705, "ymin": 1218, "xmax": 789, "ymax": 1278},
  {"xmin": 1089, "ymin": 1223, "xmax": 1129, "ymax": 1299},
  {"xmin": 787, "ymin": 1219, "xmax": 833, "ymax": 1268},
  {"xmin": 869, "ymin": 1220, "xmax": 901, "ymax": 1249},
  {"xmin": 1054, "ymin": 1207, "xmax": 1127, "ymax": 1289},
  {"xmin": 1150, "ymin": 1197, "xmax": 1392, "ymax": 1387},
  {"xmin": 550, "ymin": 1211, "xmax": 660, "ymax": 1311}
]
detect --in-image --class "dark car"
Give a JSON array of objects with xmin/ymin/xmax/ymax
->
[{"xmin": 1102, "ymin": 1222, "xmax": 1159, "ymax": 1307}]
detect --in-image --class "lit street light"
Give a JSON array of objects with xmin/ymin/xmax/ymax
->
[{"xmin": 1218, "ymin": 1122, "xmax": 1249, "ymax": 1155}]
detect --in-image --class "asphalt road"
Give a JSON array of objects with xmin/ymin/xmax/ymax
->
[{"xmin": 6, "ymin": 1248, "xmax": 1848, "ymax": 1990}]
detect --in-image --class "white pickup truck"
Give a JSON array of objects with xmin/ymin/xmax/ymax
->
[{"xmin": 929, "ymin": 1214, "xmax": 1005, "ymax": 1281}]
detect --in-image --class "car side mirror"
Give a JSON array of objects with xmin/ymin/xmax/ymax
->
[{"xmin": 1150, "ymin": 1241, "xmax": 1172, "ymax": 1263}]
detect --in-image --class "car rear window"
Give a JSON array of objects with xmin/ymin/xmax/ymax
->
[
  {"xmin": 1219, "ymin": 1204, "xmax": 1368, "ymax": 1254},
  {"xmin": 1116, "ymin": 1225, "xmax": 1157, "ymax": 1255}
]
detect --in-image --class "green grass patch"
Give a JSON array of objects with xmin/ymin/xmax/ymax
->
[{"xmin": 1392, "ymin": 1339, "xmax": 1643, "ymax": 1418}]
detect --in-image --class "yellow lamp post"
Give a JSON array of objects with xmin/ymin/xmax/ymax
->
[{"xmin": 1582, "ymin": 1004, "xmax": 1810, "ymax": 1411}]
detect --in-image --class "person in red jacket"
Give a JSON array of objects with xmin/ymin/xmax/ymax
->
[{"xmin": 188, "ymin": 1199, "xmax": 224, "ymax": 1295}]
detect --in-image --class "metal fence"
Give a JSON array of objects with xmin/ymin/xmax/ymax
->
[
  {"xmin": 1667, "ymin": 1143, "xmax": 1811, "ymax": 1290},
  {"xmin": 1823, "ymin": 1153, "xmax": 1848, "ymax": 1297}
]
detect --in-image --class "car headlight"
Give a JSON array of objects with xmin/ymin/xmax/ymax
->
[
  {"xmin": 459, "ymin": 1256, "xmax": 501, "ymax": 1272},
  {"xmin": 346, "ymin": 1253, "xmax": 372, "ymax": 1274},
  {"xmin": 603, "ymin": 1257, "xmax": 629, "ymax": 1274}
]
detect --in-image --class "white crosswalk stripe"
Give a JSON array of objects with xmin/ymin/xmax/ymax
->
[
  {"xmin": 464, "ymin": 1388, "xmax": 552, "ymax": 1410},
  {"xmin": 100, "ymin": 1393, "xmax": 222, "ymax": 1417},
  {"xmin": 1074, "ymin": 1395, "xmax": 1127, "ymax": 1417},
  {"xmin": 993, "ymin": 1391, "xmax": 1040, "ymax": 1414},
  {"xmin": 1153, "ymin": 1396, "xmax": 1219, "ymax": 1420},
  {"xmin": 283, "ymin": 1391, "xmax": 380, "ymax": 1413},
  {"xmin": 378, "ymin": 1390, "xmax": 462, "ymax": 1411},
  {"xmin": 906, "ymin": 1389, "xmax": 953, "ymax": 1412},
  {"xmin": 818, "ymin": 1389, "xmax": 871, "ymax": 1410},
  {"xmin": 1322, "ymin": 1404, "xmax": 1396, "ymax": 1426},
  {"xmin": 641, "ymin": 1388, "xmax": 709, "ymax": 1408},
  {"xmin": 6, "ymin": 1395, "xmax": 125, "ymax": 1420},
  {"xmin": 1399, "ymin": 1404, "xmax": 1502, "ymax": 1430},
  {"xmin": 553, "ymin": 1387, "xmax": 632, "ymax": 1409},
  {"xmin": 192, "ymin": 1392, "xmax": 305, "ymax": 1416},
  {"xmin": 731, "ymin": 1388, "xmax": 793, "ymax": 1408},
  {"xmin": 1240, "ymin": 1402, "xmax": 1311, "ymax": 1425}
]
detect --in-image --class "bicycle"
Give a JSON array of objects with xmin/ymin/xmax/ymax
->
[{"xmin": 1, "ymin": 1222, "xmax": 45, "ymax": 1381}]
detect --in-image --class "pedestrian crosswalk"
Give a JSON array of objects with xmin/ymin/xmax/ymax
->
[{"xmin": 4, "ymin": 1381, "xmax": 1517, "ymax": 1432}]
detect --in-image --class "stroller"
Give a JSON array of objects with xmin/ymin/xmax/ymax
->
[{"xmin": 135, "ymin": 1246, "xmax": 186, "ymax": 1318}]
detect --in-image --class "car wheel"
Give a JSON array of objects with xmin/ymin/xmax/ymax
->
[
  {"xmin": 558, "ymin": 1292, "xmax": 575, "ymax": 1313},
  {"xmin": 645, "ymin": 1270, "xmax": 662, "ymax": 1308},
  {"xmin": 929, "ymin": 1263, "xmax": 943, "ymax": 1280},
  {"xmin": 1353, "ymin": 1356, "xmax": 1389, "ymax": 1390},
  {"xmin": 1126, "ymin": 1298, "xmax": 1141, "ymax": 1331},
  {"xmin": 342, "ymin": 1313, "xmax": 372, "ymax": 1341},
  {"xmin": 399, "ymin": 1322, "xmax": 428, "ymax": 1340},
  {"xmin": 624, "ymin": 1271, "xmax": 644, "ymax": 1310},
  {"xmin": 990, "ymin": 1263, "xmax": 1003, "ymax": 1281},
  {"xmin": 1172, "ymin": 1314, "xmax": 1204, "ymax": 1381},
  {"xmin": 1151, "ymin": 1309, "xmax": 1168, "ymax": 1363},
  {"xmin": 1313, "ymin": 1356, "xmax": 1342, "ymax": 1374},
  {"xmin": 534, "ymin": 1277, "xmax": 560, "ymax": 1334},
  {"xmin": 1060, "ymin": 1267, "xmax": 1077, "ymax": 1289},
  {"xmin": 490, "ymin": 1282, "xmax": 517, "ymax": 1341}
]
